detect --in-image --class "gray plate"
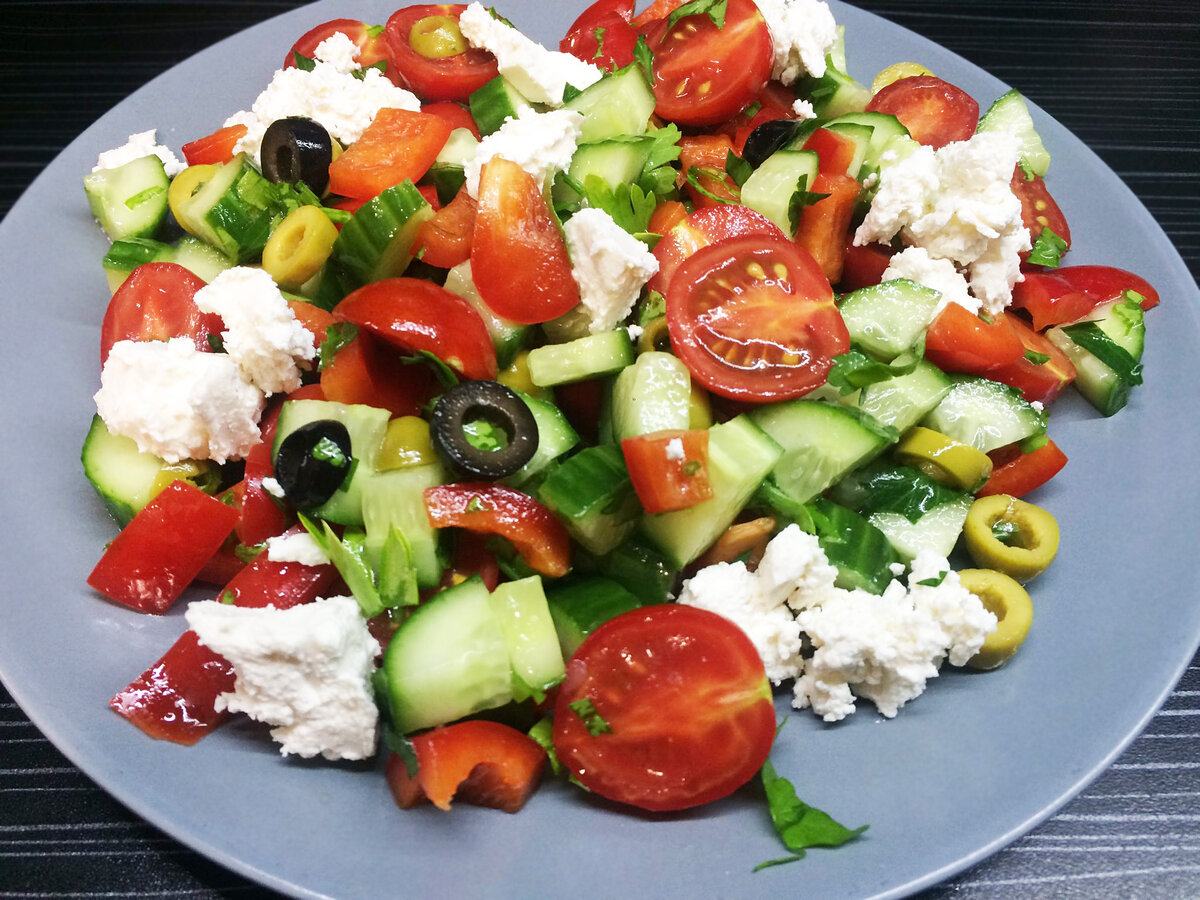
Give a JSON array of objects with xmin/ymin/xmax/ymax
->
[{"xmin": 2, "ymin": 2, "xmax": 1198, "ymax": 898}]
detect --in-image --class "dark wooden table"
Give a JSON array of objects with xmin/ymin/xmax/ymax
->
[{"xmin": 2, "ymin": 1, "xmax": 1197, "ymax": 897}]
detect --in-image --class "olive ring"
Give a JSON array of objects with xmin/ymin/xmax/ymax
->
[
  {"xmin": 274, "ymin": 419, "xmax": 354, "ymax": 509},
  {"xmin": 431, "ymin": 380, "xmax": 539, "ymax": 480}
]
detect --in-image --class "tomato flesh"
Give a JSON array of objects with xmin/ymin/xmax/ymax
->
[
  {"xmin": 666, "ymin": 233, "xmax": 847, "ymax": 402},
  {"xmin": 1010, "ymin": 167, "xmax": 1072, "ymax": 251},
  {"xmin": 561, "ymin": 0, "xmax": 639, "ymax": 71},
  {"xmin": 1013, "ymin": 265, "xmax": 1159, "ymax": 330},
  {"xmin": 621, "ymin": 429, "xmax": 713, "ymax": 513},
  {"xmin": 866, "ymin": 75, "xmax": 979, "ymax": 149},
  {"xmin": 554, "ymin": 604, "xmax": 776, "ymax": 812},
  {"xmin": 649, "ymin": 204, "xmax": 784, "ymax": 298},
  {"xmin": 924, "ymin": 304, "xmax": 1025, "ymax": 374},
  {"xmin": 100, "ymin": 262, "xmax": 224, "ymax": 366},
  {"xmin": 384, "ymin": 4, "xmax": 499, "ymax": 102}
]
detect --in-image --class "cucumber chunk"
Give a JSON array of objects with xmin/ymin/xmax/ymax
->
[
  {"xmin": 84, "ymin": 155, "xmax": 170, "ymax": 241},
  {"xmin": 857, "ymin": 359, "xmax": 953, "ymax": 433},
  {"xmin": 609, "ymin": 351, "xmax": 693, "ymax": 441},
  {"xmin": 740, "ymin": 149, "xmax": 820, "ymax": 237},
  {"xmin": 332, "ymin": 180, "xmax": 434, "ymax": 284},
  {"xmin": 838, "ymin": 279, "xmax": 941, "ymax": 361},
  {"xmin": 176, "ymin": 153, "xmax": 282, "ymax": 262},
  {"xmin": 469, "ymin": 75, "xmax": 534, "ymax": 136},
  {"xmin": 489, "ymin": 576, "xmax": 565, "ymax": 696},
  {"xmin": 360, "ymin": 463, "xmax": 447, "ymax": 588},
  {"xmin": 563, "ymin": 64, "xmax": 657, "ymax": 142},
  {"xmin": 922, "ymin": 376, "xmax": 1046, "ymax": 453},
  {"xmin": 545, "ymin": 576, "xmax": 642, "ymax": 658},
  {"xmin": 538, "ymin": 445, "xmax": 640, "ymax": 555},
  {"xmin": 977, "ymin": 89, "xmax": 1050, "ymax": 177},
  {"xmin": 1047, "ymin": 297, "xmax": 1145, "ymax": 416},
  {"xmin": 527, "ymin": 330, "xmax": 635, "ymax": 386}
]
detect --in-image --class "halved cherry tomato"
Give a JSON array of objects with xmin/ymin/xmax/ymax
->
[
  {"xmin": 1013, "ymin": 265, "xmax": 1158, "ymax": 331},
  {"xmin": 284, "ymin": 18, "xmax": 390, "ymax": 72},
  {"xmin": 924, "ymin": 304, "xmax": 1025, "ymax": 373},
  {"xmin": 384, "ymin": 720, "xmax": 547, "ymax": 812},
  {"xmin": 678, "ymin": 133, "xmax": 739, "ymax": 207},
  {"xmin": 99, "ymin": 262, "xmax": 224, "ymax": 366},
  {"xmin": 1010, "ymin": 166, "xmax": 1071, "ymax": 251},
  {"xmin": 979, "ymin": 438, "xmax": 1068, "ymax": 498},
  {"xmin": 424, "ymin": 483, "xmax": 571, "ymax": 578},
  {"xmin": 181, "ymin": 124, "xmax": 247, "ymax": 167},
  {"xmin": 866, "ymin": 75, "xmax": 979, "ymax": 149},
  {"xmin": 1054, "ymin": 265, "xmax": 1158, "ymax": 309},
  {"xmin": 421, "ymin": 100, "xmax": 481, "ymax": 139},
  {"xmin": 87, "ymin": 481, "xmax": 240, "ymax": 614},
  {"xmin": 984, "ymin": 314, "xmax": 1076, "ymax": 405},
  {"xmin": 384, "ymin": 4, "xmax": 499, "ymax": 102},
  {"xmin": 334, "ymin": 278, "xmax": 497, "ymax": 380},
  {"xmin": 631, "ymin": 0, "xmax": 685, "ymax": 29},
  {"xmin": 838, "ymin": 237, "xmax": 894, "ymax": 292},
  {"xmin": 320, "ymin": 330, "xmax": 439, "ymax": 417},
  {"xmin": 645, "ymin": 0, "xmax": 773, "ymax": 127},
  {"xmin": 238, "ymin": 439, "xmax": 292, "ymax": 546},
  {"xmin": 561, "ymin": 10, "xmax": 639, "ymax": 70},
  {"xmin": 793, "ymin": 172, "xmax": 861, "ymax": 284},
  {"xmin": 648, "ymin": 204, "xmax": 784, "ymax": 297},
  {"xmin": 666, "ymin": 233, "xmax": 847, "ymax": 401},
  {"xmin": 553, "ymin": 604, "xmax": 776, "ymax": 812},
  {"xmin": 721, "ymin": 82, "xmax": 799, "ymax": 155},
  {"xmin": 621, "ymin": 429, "xmax": 713, "ymax": 513},
  {"xmin": 471, "ymin": 157, "xmax": 580, "ymax": 324},
  {"xmin": 326, "ymin": 108, "xmax": 453, "ymax": 200},
  {"xmin": 413, "ymin": 185, "xmax": 477, "ymax": 268}
]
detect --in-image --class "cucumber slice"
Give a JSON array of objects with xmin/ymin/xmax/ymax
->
[
  {"xmin": 332, "ymin": 180, "xmax": 434, "ymax": 285},
  {"xmin": 527, "ymin": 330, "xmax": 635, "ymax": 386},
  {"xmin": 977, "ymin": 89, "xmax": 1050, "ymax": 177},
  {"xmin": 824, "ymin": 112, "xmax": 909, "ymax": 169},
  {"xmin": 821, "ymin": 121, "xmax": 872, "ymax": 179},
  {"xmin": 856, "ymin": 359, "xmax": 953, "ymax": 433},
  {"xmin": 870, "ymin": 499, "xmax": 972, "ymax": 564},
  {"xmin": 102, "ymin": 237, "xmax": 174, "ymax": 292},
  {"xmin": 488, "ymin": 576, "xmax": 565, "ymax": 696},
  {"xmin": 838, "ymin": 278, "xmax": 941, "ymax": 361},
  {"xmin": 545, "ymin": 576, "xmax": 642, "ymax": 658},
  {"xmin": 609, "ymin": 351, "xmax": 693, "ymax": 441},
  {"xmin": 563, "ymin": 63, "xmax": 657, "ymax": 142},
  {"xmin": 177, "ymin": 153, "xmax": 281, "ymax": 262},
  {"xmin": 172, "ymin": 236, "xmax": 235, "ymax": 283},
  {"xmin": 537, "ymin": 444, "xmax": 640, "ymax": 555},
  {"xmin": 360, "ymin": 462, "xmax": 447, "ymax": 588},
  {"xmin": 793, "ymin": 65, "xmax": 872, "ymax": 119},
  {"xmin": 84, "ymin": 155, "xmax": 170, "ymax": 241},
  {"xmin": 1047, "ymin": 296, "xmax": 1145, "ymax": 416},
  {"xmin": 469, "ymin": 75, "xmax": 534, "ymax": 136},
  {"xmin": 806, "ymin": 499, "xmax": 900, "ymax": 594},
  {"xmin": 740, "ymin": 149, "xmax": 820, "ymax": 237},
  {"xmin": 922, "ymin": 376, "xmax": 1047, "ymax": 453},
  {"xmin": 586, "ymin": 536, "xmax": 676, "ymax": 606},
  {"xmin": 553, "ymin": 136, "xmax": 654, "ymax": 207},
  {"xmin": 504, "ymin": 388, "xmax": 579, "ymax": 488},
  {"xmin": 428, "ymin": 127, "xmax": 480, "ymax": 203}
]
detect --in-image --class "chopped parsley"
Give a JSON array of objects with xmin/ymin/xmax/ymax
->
[
  {"xmin": 568, "ymin": 698, "xmax": 613, "ymax": 736},
  {"xmin": 756, "ymin": 758, "xmax": 867, "ymax": 870}
]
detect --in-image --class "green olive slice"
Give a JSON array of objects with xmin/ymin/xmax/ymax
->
[
  {"xmin": 963, "ymin": 494, "xmax": 1059, "ymax": 583},
  {"xmin": 894, "ymin": 426, "xmax": 993, "ymax": 492},
  {"xmin": 959, "ymin": 568, "xmax": 1033, "ymax": 670}
]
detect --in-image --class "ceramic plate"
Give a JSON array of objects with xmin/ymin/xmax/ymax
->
[{"xmin": 2, "ymin": 2, "xmax": 1198, "ymax": 897}]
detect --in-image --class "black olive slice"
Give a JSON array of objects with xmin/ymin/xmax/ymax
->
[
  {"xmin": 274, "ymin": 419, "xmax": 354, "ymax": 509},
  {"xmin": 431, "ymin": 381, "xmax": 539, "ymax": 480},
  {"xmin": 260, "ymin": 117, "xmax": 334, "ymax": 195},
  {"xmin": 740, "ymin": 118, "xmax": 818, "ymax": 169}
]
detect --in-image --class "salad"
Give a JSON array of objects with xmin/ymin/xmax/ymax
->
[{"xmin": 78, "ymin": 0, "xmax": 1158, "ymax": 850}]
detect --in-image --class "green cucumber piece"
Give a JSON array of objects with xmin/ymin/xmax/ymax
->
[
  {"xmin": 976, "ymin": 89, "xmax": 1050, "ymax": 177},
  {"xmin": 838, "ymin": 278, "xmax": 941, "ymax": 361},
  {"xmin": 504, "ymin": 388, "xmax": 580, "ymax": 488},
  {"xmin": 856, "ymin": 359, "xmax": 953, "ymax": 433},
  {"xmin": 537, "ymin": 444, "xmax": 640, "ymax": 555},
  {"xmin": 360, "ymin": 462, "xmax": 447, "ymax": 588},
  {"xmin": 545, "ymin": 576, "xmax": 641, "ymax": 658},
  {"xmin": 740, "ymin": 149, "xmax": 820, "ymax": 237},
  {"xmin": 609, "ymin": 351, "xmax": 692, "ymax": 441},
  {"xmin": 805, "ymin": 499, "xmax": 900, "ymax": 594},
  {"xmin": 332, "ymin": 180, "xmax": 434, "ymax": 285},
  {"xmin": 177, "ymin": 153, "xmax": 281, "ymax": 262},
  {"xmin": 563, "ymin": 63, "xmax": 657, "ymax": 142},
  {"xmin": 821, "ymin": 121, "xmax": 872, "ymax": 179},
  {"xmin": 171, "ymin": 235, "xmax": 236, "ymax": 283},
  {"xmin": 488, "ymin": 576, "xmax": 565, "ymax": 696},
  {"xmin": 102, "ymin": 237, "xmax": 174, "ymax": 292},
  {"xmin": 428, "ymin": 127, "xmax": 479, "ymax": 203},
  {"xmin": 1047, "ymin": 296, "xmax": 1145, "ymax": 416},
  {"xmin": 870, "ymin": 501, "xmax": 971, "ymax": 563},
  {"xmin": 527, "ymin": 330, "xmax": 635, "ymax": 386},
  {"xmin": 469, "ymin": 75, "xmax": 534, "ymax": 136},
  {"xmin": 793, "ymin": 65, "xmax": 871, "ymax": 119},
  {"xmin": 84, "ymin": 155, "xmax": 170, "ymax": 241},
  {"xmin": 922, "ymin": 375, "xmax": 1047, "ymax": 453},
  {"xmin": 553, "ymin": 136, "xmax": 654, "ymax": 207},
  {"xmin": 443, "ymin": 261, "xmax": 531, "ymax": 369}
]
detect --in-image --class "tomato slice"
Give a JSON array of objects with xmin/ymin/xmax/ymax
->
[
  {"xmin": 99, "ymin": 262, "xmax": 224, "ymax": 366},
  {"xmin": 561, "ymin": 6, "xmax": 639, "ymax": 70},
  {"xmin": 384, "ymin": 4, "xmax": 499, "ymax": 102},
  {"xmin": 666, "ymin": 233, "xmax": 847, "ymax": 402},
  {"xmin": 553, "ymin": 604, "xmax": 776, "ymax": 812},
  {"xmin": 923, "ymin": 304, "xmax": 1025, "ymax": 373},
  {"xmin": 1010, "ymin": 166, "xmax": 1071, "ymax": 251},
  {"xmin": 866, "ymin": 75, "xmax": 979, "ymax": 149},
  {"xmin": 979, "ymin": 438, "xmax": 1068, "ymax": 498},
  {"xmin": 421, "ymin": 100, "xmax": 481, "ymax": 139},
  {"xmin": 326, "ymin": 108, "xmax": 453, "ymax": 200},
  {"xmin": 334, "ymin": 277, "xmax": 497, "ymax": 381},
  {"xmin": 470, "ymin": 157, "xmax": 580, "ymax": 324},
  {"xmin": 385, "ymin": 720, "xmax": 546, "ymax": 812},
  {"xmin": 424, "ymin": 483, "xmax": 571, "ymax": 578},
  {"xmin": 646, "ymin": 0, "xmax": 773, "ymax": 127},
  {"xmin": 621, "ymin": 429, "xmax": 713, "ymax": 513},
  {"xmin": 1012, "ymin": 264, "xmax": 1158, "ymax": 331},
  {"xmin": 413, "ymin": 184, "xmax": 477, "ymax": 268},
  {"xmin": 648, "ymin": 203, "xmax": 784, "ymax": 297},
  {"xmin": 284, "ymin": 18, "xmax": 390, "ymax": 71},
  {"xmin": 983, "ymin": 314, "xmax": 1076, "ymax": 405},
  {"xmin": 181, "ymin": 124, "xmax": 247, "ymax": 167},
  {"xmin": 838, "ymin": 238, "xmax": 894, "ymax": 292}
]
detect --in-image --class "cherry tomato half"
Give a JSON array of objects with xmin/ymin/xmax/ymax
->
[
  {"xmin": 560, "ymin": 0, "xmax": 639, "ymax": 71},
  {"xmin": 648, "ymin": 204, "xmax": 784, "ymax": 297},
  {"xmin": 1012, "ymin": 265, "xmax": 1159, "ymax": 331},
  {"xmin": 1010, "ymin": 166, "xmax": 1072, "ymax": 250},
  {"xmin": 554, "ymin": 604, "xmax": 776, "ymax": 812},
  {"xmin": 99, "ymin": 262, "xmax": 224, "ymax": 366},
  {"xmin": 666, "ymin": 234, "xmax": 847, "ymax": 402},
  {"xmin": 384, "ymin": 4, "xmax": 499, "ymax": 102},
  {"xmin": 866, "ymin": 75, "xmax": 979, "ymax": 149},
  {"xmin": 284, "ymin": 18, "xmax": 389, "ymax": 71},
  {"xmin": 983, "ymin": 314, "xmax": 1076, "ymax": 405}
]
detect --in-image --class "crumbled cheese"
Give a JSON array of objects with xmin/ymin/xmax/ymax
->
[
  {"xmin": 854, "ymin": 131, "xmax": 1031, "ymax": 314},
  {"xmin": 260, "ymin": 476, "xmax": 286, "ymax": 499},
  {"xmin": 792, "ymin": 98, "xmax": 817, "ymax": 120},
  {"xmin": 562, "ymin": 207, "xmax": 659, "ymax": 334},
  {"xmin": 93, "ymin": 129, "xmax": 185, "ymax": 177},
  {"xmin": 223, "ymin": 55, "xmax": 420, "ymax": 163},
  {"xmin": 626, "ymin": 323, "xmax": 645, "ymax": 341},
  {"xmin": 664, "ymin": 437, "xmax": 686, "ymax": 460},
  {"xmin": 94, "ymin": 338, "xmax": 263, "ymax": 464},
  {"xmin": 192, "ymin": 267, "xmax": 316, "ymax": 395},
  {"xmin": 753, "ymin": 0, "xmax": 839, "ymax": 84},
  {"xmin": 882, "ymin": 246, "xmax": 978, "ymax": 315},
  {"xmin": 458, "ymin": 2, "xmax": 602, "ymax": 105},
  {"xmin": 462, "ymin": 106, "xmax": 584, "ymax": 199},
  {"xmin": 265, "ymin": 532, "xmax": 331, "ymax": 567},
  {"xmin": 312, "ymin": 31, "xmax": 360, "ymax": 74},
  {"xmin": 185, "ymin": 595, "xmax": 380, "ymax": 761}
]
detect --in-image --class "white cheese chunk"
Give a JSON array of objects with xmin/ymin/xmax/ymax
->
[
  {"xmin": 265, "ymin": 532, "xmax": 331, "ymax": 567},
  {"xmin": 462, "ymin": 106, "xmax": 583, "ymax": 199},
  {"xmin": 753, "ymin": 0, "xmax": 839, "ymax": 84},
  {"xmin": 186, "ymin": 595, "xmax": 380, "ymax": 761},
  {"xmin": 93, "ymin": 129, "xmax": 185, "ymax": 177},
  {"xmin": 562, "ymin": 207, "xmax": 659, "ymax": 334},
  {"xmin": 312, "ymin": 31, "xmax": 360, "ymax": 74},
  {"xmin": 882, "ymin": 246, "xmax": 978, "ymax": 315}
]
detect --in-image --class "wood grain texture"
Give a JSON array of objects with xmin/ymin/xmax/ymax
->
[{"xmin": 0, "ymin": 1, "xmax": 1196, "ymax": 897}]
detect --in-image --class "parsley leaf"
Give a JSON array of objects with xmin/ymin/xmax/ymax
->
[
  {"xmin": 827, "ymin": 339, "xmax": 925, "ymax": 394},
  {"xmin": 668, "ymin": 0, "xmax": 727, "ymax": 29},
  {"xmin": 1027, "ymin": 225, "xmax": 1068, "ymax": 267},
  {"xmin": 352, "ymin": 60, "xmax": 388, "ymax": 80},
  {"xmin": 724, "ymin": 150, "xmax": 754, "ymax": 188},
  {"xmin": 317, "ymin": 322, "xmax": 358, "ymax": 371},
  {"xmin": 917, "ymin": 570, "xmax": 948, "ymax": 587},
  {"xmin": 758, "ymin": 758, "xmax": 867, "ymax": 868},
  {"xmin": 568, "ymin": 698, "xmax": 613, "ymax": 736},
  {"xmin": 292, "ymin": 50, "xmax": 316, "ymax": 72},
  {"xmin": 580, "ymin": 173, "xmax": 658, "ymax": 234},
  {"xmin": 592, "ymin": 26, "xmax": 607, "ymax": 59},
  {"xmin": 786, "ymin": 174, "xmax": 830, "ymax": 236},
  {"xmin": 633, "ymin": 34, "xmax": 654, "ymax": 83},
  {"xmin": 1023, "ymin": 349, "xmax": 1051, "ymax": 366},
  {"xmin": 206, "ymin": 333, "xmax": 225, "ymax": 353}
]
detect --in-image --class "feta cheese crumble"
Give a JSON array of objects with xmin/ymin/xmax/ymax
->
[
  {"xmin": 186, "ymin": 595, "xmax": 381, "ymax": 761},
  {"xmin": 265, "ymin": 531, "xmax": 331, "ymax": 567},
  {"xmin": 311, "ymin": 31, "xmax": 360, "ymax": 74},
  {"xmin": 193, "ymin": 267, "xmax": 316, "ymax": 395},
  {"xmin": 882, "ymin": 246, "xmax": 977, "ymax": 315},
  {"xmin": 93, "ymin": 129, "xmax": 185, "ymax": 177},
  {"xmin": 458, "ymin": 2, "xmax": 602, "ymax": 105},
  {"xmin": 462, "ymin": 106, "xmax": 584, "ymax": 199},
  {"xmin": 855, "ymin": 131, "xmax": 1032, "ymax": 314},
  {"xmin": 562, "ymin": 207, "xmax": 659, "ymax": 334},
  {"xmin": 94, "ymin": 338, "xmax": 263, "ymax": 464},
  {"xmin": 753, "ymin": 0, "xmax": 839, "ymax": 84}
]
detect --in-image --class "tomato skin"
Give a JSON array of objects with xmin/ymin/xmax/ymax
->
[
  {"xmin": 320, "ymin": 329, "xmax": 439, "ymax": 417},
  {"xmin": 1054, "ymin": 265, "xmax": 1158, "ymax": 310},
  {"xmin": 333, "ymin": 278, "xmax": 497, "ymax": 380},
  {"xmin": 413, "ymin": 185, "xmax": 477, "ymax": 268},
  {"xmin": 978, "ymin": 438, "xmax": 1068, "ymax": 498},
  {"xmin": 666, "ymin": 233, "xmax": 847, "ymax": 402},
  {"xmin": 553, "ymin": 604, "xmax": 776, "ymax": 812},
  {"xmin": 326, "ymin": 108, "xmax": 453, "ymax": 200},
  {"xmin": 1013, "ymin": 265, "xmax": 1159, "ymax": 331},
  {"xmin": 284, "ymin": 18, "xmax": 390, "ymax": 72},
  {"xmin": 924, "ymin": 304, "xmax": 1025, "ymax": 373},
  {"xmin": 621, "ymin": 429, "xmax": 713, "ymax": 513},
  {"xmin": 99, "ymin": 262, "xmax": 224, "ymax": 366},
  {"xmin": 470, "ymin": 157, "xmax": 580, "ymax": 324},
  {"xmin": 384, "ymin": 720, "xmax": 547, "ymax": 812},
  {"xmin": 648, "ymin": 204, "xmax": 784, "ymax": 297},
  {"xmin": 1010, "ymin": 167, "xmax": 1071, "ymax": 251},
  {"xmin": 424, "ymin": 483, "xmax": 571, "ymax": 578},
  {"xmin": 647, "ymin": 0, "xmax": 773, "ymax": 127},
  {"xmin": 983, "ymin": 314, "xmax": 1076, "ymax": 405},
  {"xmin": 87, "ymin": 481, "xmax": 240, "ymax": 614},
  {"xmin": 284, "ymin": 298, "xmax": 336, "ymax": 350},
  {"xmin": 181, "ymin": 124, "xmax": 247, "ymax": 167},
  {"xmin": 561, "ymin": 0, "xmax": 639, "ymax": 71},
  {"xmin": 384, "ymin": 4, "xmax": 499, "ymax": 102},
  {"xmin": 838, "ymin": 238, "xmax": 894, "ymax": 292},
  {"xmin": 866, "ymin": 75, "xmax": 979, "ymax": 149},
  {"xmin": 238, "ymin": 439, "xmax": 292, "ymax": 546},
  {"xmin": 421, "ymin": 100, "xmax": 481, "ymax": 139}
]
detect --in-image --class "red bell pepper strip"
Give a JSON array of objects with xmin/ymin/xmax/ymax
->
[{"xmin": 978, "ymin": 439, "xmax": 1068, "ymax": 498}]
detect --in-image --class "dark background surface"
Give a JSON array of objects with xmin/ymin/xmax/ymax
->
[{"xmin": 1, "ymin": 1, "xmax": 1197, "ymax": 897}]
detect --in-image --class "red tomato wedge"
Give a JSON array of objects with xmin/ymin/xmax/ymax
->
[
  {"xmin": 793, "ymin": 172, "xmax": 861, "ymax": 284},
  {"xmin": 384, "ymin": 4, "xmax": 499, "ymax": 102},
  {"xmin": 621, "ymin": 429, "xmax": 713, "ymax": 513},
  {"xmin": 384, "ymin": 720, "xmax": 547, "ymax": 812},
  {"xmin": 866, "ymin": 75, "xmax": 979, "ymax": 149},
  {"xmin": 334, "ymin": 277, "xmax": 497, "ymax": 380},
  {"xmin": 471, "ymin": 157, "xmax": 580, "ymax": 324},
  {"xmin": 87, "ymin": 481, "xmax": 240, "ymax": 614},
  {"xmin": 320, "ymin": 329, "xmax": 439, "ymax": 416},
  {"xmin": 326, "ymin": 108, "xmax": 453, "ymax": 200},
  {"xmin": 413, "ymin": 185, "xmax": 477, "ymax": 268},
  {"xmin": 238, "ymin": 439, "xmax": 292, "ymax": 546},
  {"xmin": 979, "ymin": 438, "xmax": 1069, "ymax": 498},
  {"xmin": 421, "ymin": 100, "xmax": 481, "ymax": 139},
  {"xmin": 645, "ymin": 0, "xmax": 773, "ymax": 127},
  {"xmin": 924, "ymin": 304, "xmax": 1025, "ymax": 373},
  {"xmin": 561, "ymin": 9, "xmax": 639, "ymax": 70},
  {"xmin": 424, "ymin": 483, "xmax": 571, "ymax": 578},
  {"xmin": 1010, "ymin": 166, "xmax": 1072, "ymax": 251},
  {"xmin": 181, "ymin": 124, "xmax": 247, "ymax": 167},
  {"xmin": 984, "ymin": 314, "xmax": 1076, "ymax": 405},
  {"xmin": 1013, "ymin": 265, "xmax": 1159, "ymax": 331},
  {"xmin": 666, "ymin": 233, "xmax": 847, "ymax": 402},
  {"xmin": 284, "ymin": 18, "xmax": 390, "ymax": 72},
  {"xmin": 100, "ymin": 262, "xmax": 223, "ymax": 366},
  {"xmin": 1054, "ymin": 265, "xmax": 1159, "ymax": 309},
  {"xmin": 648, "ymin": 204, "xmax": 784, "ymax": 297},
  {"xmin": 553, "ymin": 604, "xmax": 776, "ymax": 812}
]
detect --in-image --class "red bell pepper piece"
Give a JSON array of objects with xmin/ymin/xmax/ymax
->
[{"xmin": 978, "ymin": 439, "xmax": 1068, "ymax": 498}]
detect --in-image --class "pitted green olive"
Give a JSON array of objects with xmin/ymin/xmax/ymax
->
[
  {"xmin": 959, "ymin": 568, "xmax": 1033, "ymax": 670},
  {"xmin": 963, "ymin": 493, "xmax": 1059, "ymax": 583}
]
